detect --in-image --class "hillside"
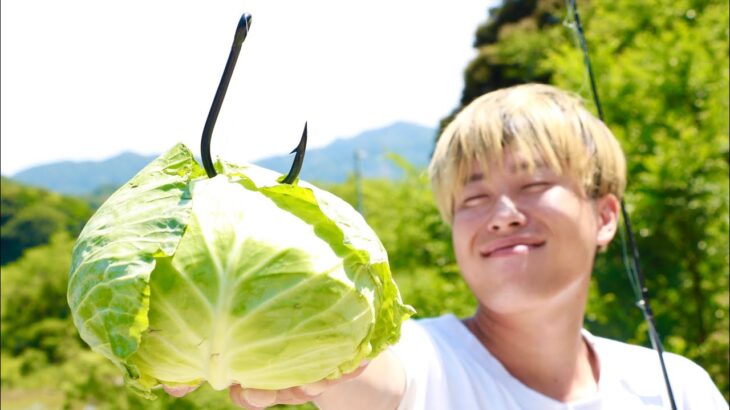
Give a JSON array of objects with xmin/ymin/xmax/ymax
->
[
  {"xmin": 257, "ymin": 121, "xmax": 435, "ymax": 183},
  {"xmin": 0, "ymin": 177, "xmax": 94, "ymax": 265},
  {"xmin": 10, "ymin": 152, "xmax": 157, "ymax": 196},
  {"xmin": 9, "ymin": 122, "xmax": 435, "ymax": 195}
]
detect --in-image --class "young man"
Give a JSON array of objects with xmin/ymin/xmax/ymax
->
[{"xmin": 171, "ymin": 83, "xmax": 727, "ymax": 409}]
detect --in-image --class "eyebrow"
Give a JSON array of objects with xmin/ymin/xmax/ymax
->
[
  {"xmin": 512, "ymin": 161, "xmax": 546, "ymax": 172},
  {"xmin": 466, "ymin": 161, "xmax": 546, "ymax": 182},
  {"xmin": 467, "ymin": 173, "xmax": 484, "ymax": 183}
]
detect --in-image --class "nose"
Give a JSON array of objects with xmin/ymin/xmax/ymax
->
[{"xmin": 488, "ymin": 196, "xmax": 526, "ymax": 232}]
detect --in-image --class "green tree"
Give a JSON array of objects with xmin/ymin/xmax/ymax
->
[
  {"xmin": 438, "ymin": 0, "xmax": 564, "ymax": 136},
  {"xmin": 445, "ymin": 0, "xmax": 729, "ymax": 399},
  {"xmin": 1, "ymin": 233, "xmax": 77, "ymax": 360},
  {"xmin": 548, "ymin": 0, "xmax": 728, "ymax": 398},
  {"xmin": 0, "ymin": 178, "xmax": 93, "ymax": 265}
]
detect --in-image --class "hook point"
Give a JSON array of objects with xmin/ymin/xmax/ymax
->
[{"xmin": 282, "ymin": 122, "xmax": 308, "ymax": 184}]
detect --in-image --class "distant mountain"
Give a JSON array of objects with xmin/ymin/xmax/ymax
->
[
  {"xmin": 257, "ymin": 121, "xmax": 435, "ymax": 183},
  {"xmin": 10, "ymin": 152, "xmax": 158, "ymax": 196},
  {"xmin": 8, "ymin": 122, "xmax": 435, "ymax": 196}
]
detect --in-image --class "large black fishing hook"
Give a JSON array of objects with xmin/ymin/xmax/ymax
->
[
  {"xmin": 200, "ymin": 13, "xmax": 308, "ymax": 182},
  {"xmin": 566, "ymin": 1, "xmax": 677, "ymax": 408}
]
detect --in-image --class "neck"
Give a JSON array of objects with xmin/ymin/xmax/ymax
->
[{"xmin": 465, "ymin": 278, "xmax": 599, "ymax": 402}]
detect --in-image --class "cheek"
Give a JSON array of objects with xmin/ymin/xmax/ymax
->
[
  {"xmin": 533, "ymin": 189, "xmax": 586, "ymax": 221},
  {"xmin": 451, "ymin": 216, "xmax": 479, "ymax": 258},
  {"xmin": 534, "ymin": 191, "xmax": 599, "ymax": 243},
  {"xmin": 451, "ymin": 222, "xmax": 469, "ymax": 255},
  {"xmin": 543, "ymin": 200, "xmax": 599, "ymax": 248},
  {"xmin": 537, "ymin": 188, "xmax": 575, "ymax": 210}
]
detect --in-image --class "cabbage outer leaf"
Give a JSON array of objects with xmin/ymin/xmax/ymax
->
[
  {"xmin": 68, "ymin": 143, "xmax": 205, "ymax": 397},
  {"xmin": 230, "ymin": 163, "xmax": 415, "ymax": 364}
]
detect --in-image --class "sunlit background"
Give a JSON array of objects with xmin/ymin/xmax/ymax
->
[
  {"xmin": 1, "ymin": 0, "xmax": 727, "ymax": 409},
  {"xmin": 1, "ymin": 0, "xmax": 495, "ymax": 175}
]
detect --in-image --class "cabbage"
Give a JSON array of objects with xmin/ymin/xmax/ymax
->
[{"xmin": 67, "ymin": 143, "xmax": 414, "ymax": 398}]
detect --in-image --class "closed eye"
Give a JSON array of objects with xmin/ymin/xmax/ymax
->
[
  {"xmin": 522, "ymin": 181, "xmax": 551, "ymax": 192},
  {"xmin": 461, "ymin": 194, "xmax": 490, "ymax": 207}
]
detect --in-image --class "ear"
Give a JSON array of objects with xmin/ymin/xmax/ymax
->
[{"xmin": 595, "ymin": 194, "xmax": 620, "ymax": 247}]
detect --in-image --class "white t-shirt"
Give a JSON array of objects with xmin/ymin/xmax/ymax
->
[{"xmin": 390, "ymin": 315, "xmax": 727, "ymax": 410}]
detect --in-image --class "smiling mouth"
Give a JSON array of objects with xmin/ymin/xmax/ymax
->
[{"xmin": 481, "ymin": 242, "xmax": 545, "ymax": 258}]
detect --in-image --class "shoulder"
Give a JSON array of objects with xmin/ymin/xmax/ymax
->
[
  {"xmin": 588, "ymin": 332, "xmax": 728, "ymax": 408},
  {"xmin": 393, "ymin": 314, "xmax": 470, "ymax": 354},
  {"xmin": 395, "ymin": 314, "xmax": 459, "ymax": 340},
  {"xmin": 390, "ymin": 315, "xmax": 459, "ymax": 360},
  {"xmin": 590, "ymin": 332, "xmax": 706, "ymax": 378},
  {"xmin": 391, "ymin": 315, "xmax": 494, "ymax": 410}
]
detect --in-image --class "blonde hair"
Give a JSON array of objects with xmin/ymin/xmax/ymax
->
[{"xmin": 429, "ymin": 83, "xmax": 626, "ymax": 224}]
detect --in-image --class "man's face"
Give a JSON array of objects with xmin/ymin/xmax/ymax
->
[{"xmin": 451, "ymin": 152, "xmax": 618, "ymax": 314}]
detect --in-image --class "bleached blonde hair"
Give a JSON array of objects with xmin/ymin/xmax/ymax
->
[{"xmin": 429, "ymin": 83, "xmax": 626, "ymax": 225}]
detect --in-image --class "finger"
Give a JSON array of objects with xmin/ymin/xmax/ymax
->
[
  {"xmin": 163, "ymin": 383, "xmax": 200, "ymax": 397},
  {"xmin": 273, "ymin": 387, "xmax": 313, "ymax": 405},
  {"xmin": 230, "ymin": 385, "xmax": 269, "ymax": 410},
  {"xmin": 229, "ymin": 385, "xmax": 246, "ymax": 408},
  {"xmin": 239, "ymin": 388, "xmax": 277, "ymax": 409},
  {"xmin": 300, "ymin": 379, "xmax": 330, "ymax": 396},
  {"xmin": 300, "ymin": 359, "xmax": 372, "ymax": 395},
  {"xmin": 342, "ymin": 360, "xmax": 371, "ymax": 380}
]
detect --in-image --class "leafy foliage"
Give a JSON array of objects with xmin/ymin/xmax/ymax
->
[
  {"xmin": 555, "ymin": 0, "xmax": 728, "ymax": 399},
  {"xmin": 438, "ymin": 0, "xmax": 564, "ymax": 136},
  {"xmin": 0, "ymin": 177, "xmax": 94, "ymax": 265},
  {"xmin": 450, "ymin": 0, "xmax": 729, "ymax": 400}
]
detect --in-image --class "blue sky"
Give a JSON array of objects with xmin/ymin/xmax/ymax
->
[{"xmin": 1, "ymin": 0, "xmax": 499, "ymax": 175}]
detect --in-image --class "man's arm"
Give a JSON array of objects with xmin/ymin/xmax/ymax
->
[
  {"xmin": 313, "ymin": 349, "xmax": 405, "ymax": 410},
  {"xmin": 227, "ymin": 349, "xmax": 406, "ymax": 410}
]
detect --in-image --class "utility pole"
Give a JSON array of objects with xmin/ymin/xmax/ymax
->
[{"xmin": 354, "ymin": 149, "xmax": 365, "ymax": 215}]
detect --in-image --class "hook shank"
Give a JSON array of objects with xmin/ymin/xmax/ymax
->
[{"xmin": 201, "ymin": 13, "xmax": 252, "ymax": 178}]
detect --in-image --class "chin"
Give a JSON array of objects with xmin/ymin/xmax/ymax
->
[
  {"xmin": 472, "ymin": 285, "xmax": 547, "ymax": 314},
  {"xmin": 485, "ymin": 297, "xmax": 542, "ymax": 315}
]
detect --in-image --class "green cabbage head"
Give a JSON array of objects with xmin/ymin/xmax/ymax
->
[{"xmin": 67, "ymin": 143, "xmax": 414, "ymax": 398}]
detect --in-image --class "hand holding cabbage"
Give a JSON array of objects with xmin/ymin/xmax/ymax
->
[
  {"xmin": 67, "ymin": 143, "xmax": 414, "ymax": 399},
  {"xmin": 161, "ymin": 359, "xmax": 370, "ymax": 409}
]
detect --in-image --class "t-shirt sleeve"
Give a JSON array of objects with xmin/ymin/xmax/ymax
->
[
  {"xmin": 666, "ymin": 353, "xmax": 728, "ymax": 409},
  {"xmin": 389, "ymin": 319, "xmax": 436, "ymax": 410},
  {"xmin": 694, "ymin": 369, "xmax": 729, "ymax": 409},
  {"xmin": 683, "ymin": 364, "xmax": 728, "ymax": 409}
]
